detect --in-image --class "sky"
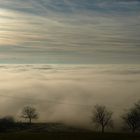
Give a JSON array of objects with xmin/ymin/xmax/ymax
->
[
  {"xmin": 0, "ymin": 1, "xmax": 140, "ymax": 130},
  {"xmin": 0, "ymin": 0, "xmax": 140, "ymax": 64}
]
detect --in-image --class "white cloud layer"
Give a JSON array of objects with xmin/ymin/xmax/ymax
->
[{"xmin": 0, "ymin": 64, "xmax": 140, "ymax": 129}]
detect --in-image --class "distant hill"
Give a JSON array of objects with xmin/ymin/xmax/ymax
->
[
  {"xmin": 0, "ymin": 121, "xmax": 91, "ymax": 133},
  {"xmin": 26, "ymin": 123, "xmax": 91, "ymax": 133}
]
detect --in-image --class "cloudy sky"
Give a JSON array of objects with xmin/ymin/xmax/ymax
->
[
  {"xmin": 0, "ymin": 0, "xmax": 140, "ymax": 64},
  {"xmin": 0, "ymin": 1, "xmax": 140, "ymax": 129}
]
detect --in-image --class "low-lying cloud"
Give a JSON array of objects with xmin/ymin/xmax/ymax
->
[{"xmin": 0, "ymin": 64, "xmax": 140, "ymax": 129}]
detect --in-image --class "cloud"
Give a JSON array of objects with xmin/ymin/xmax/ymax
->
[
  {"xmin": 0, "ymin": 64, "xmax": 140, "ymax": 128},
  {"xmin": 0, "ymin": 0, "xmax": 139, "ymax": 15},
  {"xmin": 0, "ymin": 0, "xmax": 140, "ymax": 64}
]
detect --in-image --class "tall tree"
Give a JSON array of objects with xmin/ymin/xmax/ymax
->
[{"xmin": 92, "ymin": 105, "xmax": 113, "ymax": 133}]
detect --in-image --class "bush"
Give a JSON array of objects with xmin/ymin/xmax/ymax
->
[{"xmin": 0, "ymin": 116, "xmax": 15, "ymax": 132}]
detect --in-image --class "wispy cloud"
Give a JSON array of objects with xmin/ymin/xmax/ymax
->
[{"xmin": 0, "ymin": 0, "xmax": 140, "ymax": 64}]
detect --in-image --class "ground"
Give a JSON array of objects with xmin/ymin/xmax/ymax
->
[
  {"xmin": 0, "ymin": 123, "xmax": 139, "ymax": 140},
  {"xmin": 0, "ymin": 132, "xmax": 139, "ymax": 140}
]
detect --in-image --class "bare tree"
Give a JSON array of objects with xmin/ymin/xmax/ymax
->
[
  {"xmin": 122, "ymin": 102, "xmax": 140, "ymax": 133},
  {"xmin": 21, "ymin": 106, "xmax": 38, "ymax": 124},
  {"xmin": 92, "ymin": 105, "xmax": 113, "ymax": 133}
]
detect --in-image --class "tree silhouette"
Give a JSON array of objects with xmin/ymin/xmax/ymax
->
[
  {"xmin": 122, "ymin": 102, "xmax": 140, "ymax": 133},
  {"xmin": 21, "ymin": 106, "xmax": 38, "ymax": 124},
  {"xmin": 92, "ymin": 105, "xmax": 113, "ymax": 133}
]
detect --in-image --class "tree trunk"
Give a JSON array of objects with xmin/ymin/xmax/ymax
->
[
  {"xmin": 102, "ymin": 126, "xmax": 105, "ymax": 133},
  {"xmin": 29, "ymin": 118, "xmax": 32, "ymax": 124},
  {"xmin": 132, "ymin": 128, "xmax": 136, "ymax": 133}
]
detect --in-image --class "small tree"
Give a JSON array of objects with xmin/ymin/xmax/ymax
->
[
  {"xmin": 92, "ymin": 105, "xmax": 113, "ymax": 133},
  {"xmin": 21, "ymin": 106, "xmax": 38, "ymax": 124},
  {"xmin": 122, "ymin": 102, "xmax": 140, "ymax": 133}
]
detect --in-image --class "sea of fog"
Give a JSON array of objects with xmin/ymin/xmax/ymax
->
[{"xmin": 0, "ymin": 64, "xmax": 140, "ymax": 129}]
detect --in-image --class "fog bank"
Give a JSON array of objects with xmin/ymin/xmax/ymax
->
[{"xmin": 0, "ymin": 64, "xmax": 140, "ymax": 129}]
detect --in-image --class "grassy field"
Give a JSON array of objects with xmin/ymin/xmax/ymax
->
[
  {"xmin": 0, "ymin": 123, "xmax": 139, "ymax": 140},
  {"xmin": 0, "ymin": 132, "xmax": 139, "ymax": 140}
]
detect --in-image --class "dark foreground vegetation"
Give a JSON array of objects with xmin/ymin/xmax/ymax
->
[
  {"xmin": 0, "ymin": 122, "xmax": 139, "ymax": 140},
  {"xmin": 0, "ymin": 101, "xmax": 140, "ymax": 139},
  {"xmin": 0, "ymin": 132, "xmax": 139, "ymax": 140}
]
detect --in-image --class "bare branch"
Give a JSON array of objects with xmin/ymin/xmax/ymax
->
[{"xmin": 92, "ymin": 105, "xmax": 113, "ymax": 133}]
